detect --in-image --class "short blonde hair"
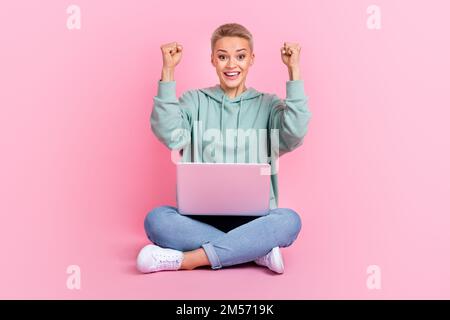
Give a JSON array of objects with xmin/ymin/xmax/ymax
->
[{"xmin": 211, "ymin": 23, "xmax": 254, "ymax": 52}]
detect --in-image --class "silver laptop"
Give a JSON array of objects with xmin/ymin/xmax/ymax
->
[{"xmin": 176, "ymin": 162, "xmax": 271, "ymax": 216}]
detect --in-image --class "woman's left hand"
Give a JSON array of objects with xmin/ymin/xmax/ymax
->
[
  {"xmin": 281, "ymin": 42, "xmax": 301, "ymax": 80},
  {"xmin": 280, "ymin": 42, "xmax": 301, "ymax": 69}
]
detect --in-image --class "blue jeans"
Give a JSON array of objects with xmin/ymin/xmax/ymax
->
[{"xmin": 144, "ymin": 205, "xmax": 302, "ymax": 269}]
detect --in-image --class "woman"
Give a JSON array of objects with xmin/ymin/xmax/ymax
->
[{"xmin": 137, "ymin": 23, "xmax": 312, "ymax": 274}]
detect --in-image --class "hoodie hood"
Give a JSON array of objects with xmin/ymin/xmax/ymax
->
[{"xmin": 199, "ymin": 85, "xmax": 263, "ymax": 132}]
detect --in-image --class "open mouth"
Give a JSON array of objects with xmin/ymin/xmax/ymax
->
[{"xmin": 223, "ymin": 71, "xmax": 241, "ymax": 80}]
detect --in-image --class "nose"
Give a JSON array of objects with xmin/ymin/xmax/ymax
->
[{"xmin": 226, "ymin": 57, "xmax": 237, "ymax": 68}]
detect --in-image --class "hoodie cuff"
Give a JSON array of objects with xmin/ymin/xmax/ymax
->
[
  {"xmin": 286, "ymin": 79, "xmax": 306, "ymax": 100},
  {"xmin": 157, "ymin": 80, "xmax": 177, "ymax": 100}
]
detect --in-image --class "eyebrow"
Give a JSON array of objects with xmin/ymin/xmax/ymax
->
[{"xmin": 217, "ymin": 48, "xmax": 247, "ymax": 53}]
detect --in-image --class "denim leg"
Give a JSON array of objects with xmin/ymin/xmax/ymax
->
[
  {"xmin": 144, "ymin": 205, "xmax": 225, "ymax": 254},
  {"xmin": 203, "ymin": 208, "xmax": 302, "ymax": 269}
]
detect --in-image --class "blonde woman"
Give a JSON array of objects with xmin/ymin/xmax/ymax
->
[{"xmin": 137, "ymin": 23, "xmax": 312, "ymax": 274}]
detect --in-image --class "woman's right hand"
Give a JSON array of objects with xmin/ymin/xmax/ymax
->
[{"xmin": 161, "ymin": 42, "xmax": 183, "ymax": 70}]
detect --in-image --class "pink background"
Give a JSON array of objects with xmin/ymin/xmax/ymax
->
[{"xmin": 1, "ymin": 0, "xmax": 449, "ymax": 299}]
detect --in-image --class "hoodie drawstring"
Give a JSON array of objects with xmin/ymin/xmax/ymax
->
[
  {"xmin": 236, "ymin": 97, "xmax": 243, "ymax": 156},
  {"xmin": 220, "ymin": 95, "xmax": 225, "ymax": 133},
  {"xmin": 220, "ymin": 95, "xmax": 244, "ymax": 162},
  {"xmin": 237, "ymin": 97, "xmax": 243, "ymax": 130}
]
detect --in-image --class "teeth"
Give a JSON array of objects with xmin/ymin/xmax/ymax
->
[{"xmin": 225, "ymin": 72, "xmax": 239, "ymax": 76}]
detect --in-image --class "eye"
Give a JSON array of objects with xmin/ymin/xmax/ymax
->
[
  {"xmin": 237, "ymin": 54, "xmax": 246, "ymax": 60},
  {"xmin": 218, "ymin": 55, "xmax": 227, "ymax": 61}
]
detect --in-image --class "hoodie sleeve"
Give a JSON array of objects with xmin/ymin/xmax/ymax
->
[
  {"xmin": 268, "ymin": 80, "xmax": 312, "ymax": 156},
  {"xmin": 150, "ymin": 81, "xmax": 197, "ymax": 150}
]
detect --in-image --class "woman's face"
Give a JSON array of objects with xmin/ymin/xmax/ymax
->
[{"xmin": 211, "ymin": 36, "xmax": 254, "ymax": 91}]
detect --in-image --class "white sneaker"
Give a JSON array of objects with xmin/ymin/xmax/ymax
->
[
  {"xmin": 136, "ymin": 244, "xmax": 184, "ymax": 273},
  {"xmin": 254, "ymin": 247, "xmax": 285, "ymax": 274}
]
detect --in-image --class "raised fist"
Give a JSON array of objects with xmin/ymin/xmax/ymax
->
[
  {"xmin": 280, "ymin": 42, "xmax": 301, "ymax": 69},
  {"xmin": 161, "ymin": 42, "xmax": 183, "ymax": 69}
]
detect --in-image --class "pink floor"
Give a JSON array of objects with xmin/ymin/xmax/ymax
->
[{"xmin": 2, "ymin": 0, "xmax": 450, "ymax": 299}]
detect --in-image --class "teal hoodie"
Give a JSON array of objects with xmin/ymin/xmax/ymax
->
[{"xmin": 151, "ymin": 80, "xmax": 312, "ymax": 210}]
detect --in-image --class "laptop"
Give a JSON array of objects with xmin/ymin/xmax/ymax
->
[{"xmin": 176, "ymin": 162, "xmax": 271, "ymax": 216}]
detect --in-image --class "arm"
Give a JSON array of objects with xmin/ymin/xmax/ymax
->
[
  {"xmin": 151, "ymin": 81, "xmax": 196, "ymax": 151},
  {"xmin": 268, "ymin": 42, "xmax": 312, "ymax": 157},
  {"xmin": 269, "ymin": 80, "xmax": 311, "ymax": 157},
  {"xmin": 150, "ymin": 42, "xmax": 196, "ymax": 151}
]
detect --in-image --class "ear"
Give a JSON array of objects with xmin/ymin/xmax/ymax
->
[
  {"xmin": 211, "ymin": 53, "xmax": 215, "ymax": 67},
  {"xmin": 250, "ymin": 52, "xmax": 255, "ymax": 66}
]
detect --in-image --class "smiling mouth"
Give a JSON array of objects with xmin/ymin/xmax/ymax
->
[{"xmin": 223, "ymin": 71, "xmax": 241, "ymax": 80}]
